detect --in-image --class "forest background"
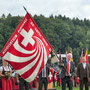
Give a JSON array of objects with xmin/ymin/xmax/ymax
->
[{"xmin": 0, "ymin": 13, "xmax": 90, "ymax": 66}]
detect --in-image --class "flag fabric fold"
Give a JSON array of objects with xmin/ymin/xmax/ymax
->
[
  {"xmin": 51, "ymin": 51, "xmax": 59, "ymax": 63},
  {"xmin": 79, "ymin": 49, "xmax": 83, "ymax": 64},
  {"xmin": 70, "ymin": 49, "xmax": 73, "ymax": 62},
  {"xmin": 85, "ymin": 48, "xmax": 88, "ymax": 64},
  {"xmin": 54, "ymin": 71, "xmax": 57, "ymax": 82}
]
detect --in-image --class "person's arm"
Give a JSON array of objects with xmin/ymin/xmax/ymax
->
[
  {"xmin": 0, "ymin": 67, "xmax": 5, "ymax": 77},
  {"xmin": 15, "ymin": 73, "xmax": 19, "ymax": 83},
  {"xmin": 0, "ymin": 71, "xmax": 5, "ymax": 77},
  {"xmin": 70, "ymin": 62, "xmax": 75, "ymax": 77}
]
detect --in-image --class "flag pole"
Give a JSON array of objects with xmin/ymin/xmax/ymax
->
[
  {"xmin": 23, "ymin": 6, "xmax": 28, "ymax": 13},
  {"xmin": 52, "ymin": 50, "xmax": 59, "ymax": 61},
  {"xmin": 52, "ymin": 50, "xmax": 67, "ymax": 72}
]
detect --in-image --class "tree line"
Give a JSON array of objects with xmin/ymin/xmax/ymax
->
[{"xmin": 0, "ymin": 13, "xmax": 90, "ymax": 65}]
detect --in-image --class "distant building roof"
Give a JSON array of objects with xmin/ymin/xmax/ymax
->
[{"xmin": 49, "ymin": 54, "xmax": 66, "ymax": 58}]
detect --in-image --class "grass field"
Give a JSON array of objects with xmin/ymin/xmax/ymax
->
[{"xmin": 53, "ymin": 86, "xmax": 90, "ymax": 90}]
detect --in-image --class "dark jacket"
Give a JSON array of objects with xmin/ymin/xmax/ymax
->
[
  {"xmin": 77, "ymin": 63, "xmax": 89, "ymax": 80},
  {"xmin": 60, "ymin": 59, "xmax": 75, "ymax": 79},
  {"xmin": 39, "ymin": 66, "xmax": 49, "ymax": 82}
]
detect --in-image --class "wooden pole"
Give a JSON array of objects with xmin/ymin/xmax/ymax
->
[{"xmin": 23, "ymin": 6, "xmax": 28, "ymax": 13}]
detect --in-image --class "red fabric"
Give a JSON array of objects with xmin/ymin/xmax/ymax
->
[
  {"xmin": 0, "ymin": 12, "xmax": 52, "ymax": 82},
  {"xmin": 2, "ymin": 77, "xmax": 12, "ymax": 90},
  {"xmin": 36, "ymin": 76, "xmax": 39, "ymax": 82},
  {"xmin": 67, "ymin": 61, "xmax": 69, "ymax": 75},
  {"xmin": 12, "ymin": 77, "xmax": 19, "ymax": 90},
  {"xmin": 79, "ymin": 50, "xmax": 83, "ymax": 64},
  {"xmin": 54, "ymin": 71, "xmax": 57, "ymax": 82},
  {"xmin": 86, "ymin": 54, "xmax": 88, "ymax": 64},
  {"xmin": 72, "ymin": 77, "xmax": 74, "ymax": 83},
  {"xmin": 88, "ymin": 80, "xmax": 90, "ymax": 82},
  {"xmin": 48, "ymin": 68, "xmax": 53, "ymax": 83},
  {"xmin": 60, "ymin": 78, "xmax": 61, "ymax": 84},
  {"xmin": 85, "ymin": 49, "xmax": 88, "ymax": 64},
  {"xmin": 75, "ymin": 75, "xmax": 79, "ymax": 83}
]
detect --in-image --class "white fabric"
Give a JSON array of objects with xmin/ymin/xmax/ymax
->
[
  {"xmin": 82, "ymin": 63, "xmax": 86, "ymax": 69},
  {"xmin": 0, "ymin": 65, "xmax": 11, "ymax": 71},
  {"xmin": 42, "ymin": 65, "xmax": 46, "ymax": 77}
]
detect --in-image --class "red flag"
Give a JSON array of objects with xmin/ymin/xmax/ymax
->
[
  {"xmin": 85, "ymin": 48, "xmax": 88, "ymax": 64},
  {"xmin": 54, "ymin": 71, "xmax": 57, "ymax": 82},
  {"xmin": 48, "ymin": 68, "xmax": 53, "ymax": 83},
  {"xmin": 79, "ymin": 49, "xmax": 83, "ymax": 64},
  {"xmin": 0, "ymin": 12, "xmax": 52, "ymax": 82}
]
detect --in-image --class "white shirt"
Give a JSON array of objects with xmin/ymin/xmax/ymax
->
[
  {"xmin": 82, "ymin": 63, "xmax": 86, "ymax": 69},
  {"xmin": 0, "ymin": 65, "xmax": 11, "ymax": 71}
]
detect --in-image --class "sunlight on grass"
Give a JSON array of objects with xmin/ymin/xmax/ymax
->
[{"xmin": 53, "ymin": 86, "xmax": 90, "ymax": 90}]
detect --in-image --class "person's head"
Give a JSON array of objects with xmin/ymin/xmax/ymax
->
[
  {"xmin": 2, "ymin": 59, "xmax": 8, "ymax": 66},
  {"xmin": 82, "ymin": 57, "xmax": 86, "ymax": 63},
  {"xmin": 67, "ymin": 53, "xmax": 72, "ymax": 61}
]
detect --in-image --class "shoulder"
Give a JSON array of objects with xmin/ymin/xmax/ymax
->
[
  {"xmin": 62, "ymin": 59, "xmax": 67, "ymax": 63},
  {"xmin": 0, "ymin": 65, "xmax": 3, "ymax": 71},
  {"xmin": 77, "ymin": 63, "xmax": 82, "ymax": 67},
  {"xmin": 86, "ymin": 64, "xmax": 90, "ymax": 67},
  {"xmin": 71, "ymin": 61, "xmax": 74, "ymax": 64},
  {"xmin": 86, "ymin": 63, "xmax": 89, "ymax": 66}
]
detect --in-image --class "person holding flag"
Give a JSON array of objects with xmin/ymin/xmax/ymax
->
[
  {"xmin": 0, "ymin": 7, "xmax": 52, "ymax": 84},
  {"xmin": 38, "ymin": 64, "xmax": 49, "ymax": 90},
  {"xmin": 60, "ymin": 53, "xmax": 75, "ymax": 90}
]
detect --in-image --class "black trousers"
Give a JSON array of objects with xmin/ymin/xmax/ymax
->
[
  {"xmin": 57, "ymin": 78, "xmax": 60, "ymax": 86},
  {"xmin": 53, "ymin": 79, "xmax": 55, "ymax": 87},
  {"xmin": 80, "ymin": 78, "xmax": 88, "ymax": 90},
  {"xmin": 61, "ymin": 76, "xmax": 73, "ymax": 90},
  {"xmin": 38, "ymin": 78, "xmax": 48, "ymax": 90},
  {"xmin": 19, "ymin": 78, "xmax": 29, "ymax": 90}
]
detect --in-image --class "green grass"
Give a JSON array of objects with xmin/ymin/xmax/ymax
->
[{"xmin": 53, "ymin": 86, "xmax": 90, "ymax": 90}]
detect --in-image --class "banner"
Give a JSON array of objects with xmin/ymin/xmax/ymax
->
[
  {"xmin": 79, "ymin": 49, "xmax": 83, "ymax": 64},
  {"xmin": 0, "ymin": 12, "xmax": 52, "ymax": 82},
  {"xmin": 85, "ymin": 48, "xmax": 88, "ymax": 64},
  {"xmin": 48, "ymin": 68, "xmax": 53, "ymax": 83},
  {"xmin": 54, "ymin": 71, "xmax": 57, "ymax": 82}
]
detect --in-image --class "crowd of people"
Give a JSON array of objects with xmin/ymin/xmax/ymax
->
[{"xmin": 0, "ymin": 53, "xmax": 90, "ymax": 90}]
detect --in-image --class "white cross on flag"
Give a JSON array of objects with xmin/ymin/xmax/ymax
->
[
  {"xmin": 48, "ymin": 68, "xmax": 53, "ymax": 83},
  {"xmin": 0, "ymin": 12, "xmax": 52, "ymax": 82}
]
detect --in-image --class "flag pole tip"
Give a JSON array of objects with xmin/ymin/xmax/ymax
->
[{"xmin": 23, "ymin": 6, "xmax": 28, "ymax": 13}]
